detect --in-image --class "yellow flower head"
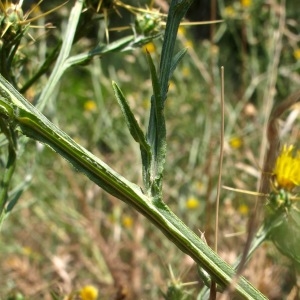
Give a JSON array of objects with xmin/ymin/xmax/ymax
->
[
  {"xmin": 186, "ymin": 196, "xmax": 200, "ymax": 210},
  {"xmin": 142, "ymin": 98, "xmax": 150, "ymax": 109},
  {"xmin": 142, "ymin": 42, "xmax": 156, "ymax": 53},
  {"xmin": 241, "ymin": 0, "xmax": 252, "ymax": 7},
  {"xmin": 178, "ymin": 26, "xmax": 186, "ymax": 37},
  {"xmin": 79, "ymin": 285, "xmax": 98, "ymax": 300},
  {"xmin": 84, "ymin": 100, "xmax": 97, "ymax": 112},
  {"xmin": 183, "ymin": 39, "xmax": 193, "ymax": 49},
  {"xmin": 273, "ymin": 145, "xmax": 300, "ymax": 191},
  {"xmin": 122, "ymin": 215, "xmax": 133, "ymax": 228},
  {"xmin": 293, "ymin": 49, "xmax": 300, "ymax": 60},
  {"xmin": 224, "ymin": 6, "xmax": 236, "ymax": 18},
  {"xmin": 238, "ymin": 204, "xmax": 249, "ymax": 215},
  {"xmin": 229, "ymin": 136, "xmax": 243, "ymax": 149}
]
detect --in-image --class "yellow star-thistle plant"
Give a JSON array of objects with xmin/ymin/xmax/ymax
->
[{"xmin": 273, "ymin": 145, "xmax": 300, "ymax": 191}]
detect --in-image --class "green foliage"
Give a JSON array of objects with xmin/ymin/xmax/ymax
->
[{"xmin": 0, "ymin": 0, "xmax": 299, "ymax": 299}]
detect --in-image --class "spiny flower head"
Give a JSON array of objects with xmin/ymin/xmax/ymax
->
[
  {"xmin": 0, "ymin": 1, "xmax": 66, "ymax": 40},
  {"xmin": 273, "ymin": 145, "xmax": 300, "ymax": 191},
  {"xmin": 135, "ymin": 11, "xmax": 162, "ymax": 36},
  {"xmin": 0, "ymin": 0, "xmax": 24, "ymax": 40}
]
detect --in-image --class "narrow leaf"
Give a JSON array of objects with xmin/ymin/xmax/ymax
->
[
  {"xmin": 112, "ymin": 81, "xmax": 151, "ymax": 154},
  {"xmin": 169, "ymin": 48, "xmax": 187, "ymax": 79},
  {"xmin": 146, "ymin": 51, "xmax": 166, "ymax": 193},
  {"xmin": 112, "ymin": 81, "xmax": 152, "ymax": 189},
  {"xmin": 36, "ymin": 0, "xmax": 84, "ymax": 111},
  {"xmin": 159, "ymin": 0, "xmax": 194, "ymax": 103}
]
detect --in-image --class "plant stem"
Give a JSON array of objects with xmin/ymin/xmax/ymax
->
[{"xmin": 0, "ymin": 73, "xmax": 267, "ymax": 299}]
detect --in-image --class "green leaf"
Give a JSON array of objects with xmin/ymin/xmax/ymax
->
[
  {"xmin": 146, "ymin": 51, "xmax": 166, "ymax": 194},
  {"xmin": 159, "ymin": 0, "xmax": 194, "ymax": 103},
  {"xmin": 112, "ymin": 81, "xmax": 152, "ymax": 189},
  {"xmin": 36, "ymin": 0, "xmax": 84, "ymax": 111},
  {"xmin": 6, "ymin": 179, "xmax": 31, "ymax": 213},
  {"xmin": 112, "ymin": 81, "xmax": 150, "ymax": 150},
  {"xmin": 169, "ymin": 48, "xmax": 188, "ymax": 79},
  {"xmin": 0, "ymin": 117, "xmax": 17, "ymax": 219},
  {"xmin": 269, "ymin": 207, "xmax": 300, "ymax": 266}
]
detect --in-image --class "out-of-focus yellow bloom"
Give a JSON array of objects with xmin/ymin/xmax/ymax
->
[
  {"xmin": 241, "ymin": 0, "xmax": 252, "ymax": 7},
  {"xmin": 293, "ymin": 49, "xmax": 300, "ymax": 60},
  {"xmin": 186, "ymin": 197, "xmax": 200, "ymax": 210},
  {"xmin": 229, "ymin": 137, "xmax": 243, "ymax": 149},
  {"xmin": 168, "ymin": 81, "xmax": 176, "ymax": 92},
  {"xmin": 122, "ymin": 215, "xmax": 133, "ymax": 228},
  {"xmin": 224, "ymin": 6, "xmax": 236, "ymax": 18},
  {"xmin": 178, "ymin": 26, "xmax": 192, "ymax": 48},
  {"xmin": 183, "ymin": 39, "xmax": 193, "ymax": 48},
  {"xmin": 142, "ymin": 98, "xmax": 150, "ymax": 109},
  {"xmin": 79, "ymin": 285, "xmax": 98, "ymax": 300},
  {"xmin": 178, "ymin": 26, "xmax": 186, "ymax": 37},
  {"xmin": 238, "ymin": 204, "xmax": 249, "ymax": 215},
  {"xmin": 273, "ymin": 145, "xmax": 300, "ymax": 191},
  {"xmin": 84, "ymin": 100, "xmax": 97, "ymax": 112},
  {"xmin": 142, "ymin": 42, "xmax": 156, "ymax": 53},
  {"xmin": 181, "ymin": 66, "xmax": 190, "ymax": 77}
]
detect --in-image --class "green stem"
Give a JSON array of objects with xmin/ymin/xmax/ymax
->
[
  {"xmin": 0, "ymin": 74, "xmax": 267, "ymax": 299},
  {"xmin": 0, "ymin": 117, "xmax": 17, "ymax": 224}
]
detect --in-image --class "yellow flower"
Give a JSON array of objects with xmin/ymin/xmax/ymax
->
[
  {"xmin": 293, "ymin": 49, "xmax": 300, "ymax": 60},
  {"xmin": 122, "ymin": 215, "xmax": 133, "ymax": 228},
  {"xmin": 142, "ymin": 42, "xmax": 156, "ymax": 53},
  {"xmin": 182, "ymin": 39, "xmax": 193, "ymax": 48},
  {"xmin": 224, "ymin": 6, "xmax": 236, "ymax": 18},
  {"xmin": 241, "ymin": 0, "xmax": 252, "ymax": 7},
  {"xmin": 229, "ymin": 136, "xmax": 243, "ymax": 149},
  {"xmin": 142, "ymin": 98, "xmax": 150, "ymax": 109},
  {"xmin": 168, "ymin": 80, "xmax": 176, "ymax": 92},
  {"xmin": 84, "ymin": 100, "xmax": 97, "ymax": 112},
  {"xmin": 238, "ymin": 204, "xmax": 249, "ymax": 215},
  {"xmin": 273, "ymin": 145, "xmax": 300, "ymax": 191},
  {"xmin": 178, "ymin": 26, "xmax": 186, "ymax": 37},
  {"xmin": 186, "ymin": 197, "xmax": 200, "ymax": 210},
  {"xmin": 79, "ymin": 285, "xmax": 98, "ymax": 300}
]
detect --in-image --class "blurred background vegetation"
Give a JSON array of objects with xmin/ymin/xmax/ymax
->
[{"xmin": 1, "ymin": 0, "xmax": 300, "ymax": 299}]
